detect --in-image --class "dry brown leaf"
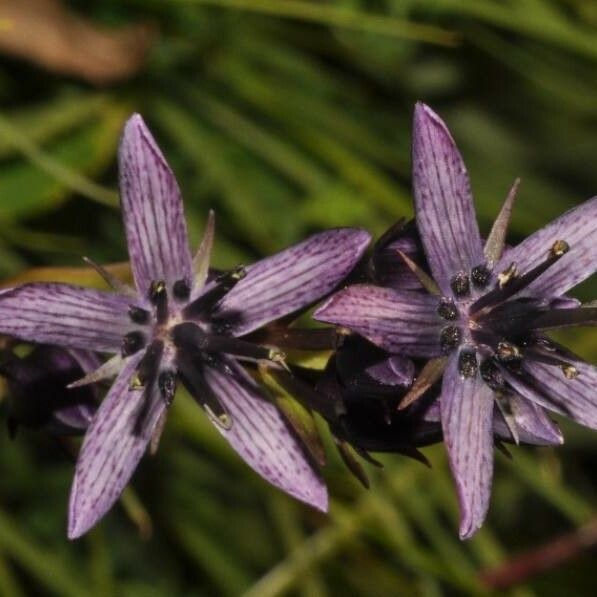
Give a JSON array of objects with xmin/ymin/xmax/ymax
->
[{"xmin": 0, "ymin": 0, "xmax": 155, "ymax": 84}]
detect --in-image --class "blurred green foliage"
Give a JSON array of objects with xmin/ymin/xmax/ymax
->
[{"xmin": 0, "ymin": 0, "xmax": 596, "ymax": 595}]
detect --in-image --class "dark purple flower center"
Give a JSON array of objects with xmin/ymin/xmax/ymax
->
[
  {"xmin": 435, "ymin": 240, "xmax": 594, "ymax": 383},
  {"xmin": 119, "ymin": 268, "xmax": 284, "ymax": 429}
]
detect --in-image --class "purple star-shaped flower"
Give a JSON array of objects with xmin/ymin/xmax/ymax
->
[
  {"xmin": 0, "ymin": 114, "xmax": 370, "ymax": 538},
  {"xmin": 315, "ymin": 103, "xmax": 597, "ymax": 538}
]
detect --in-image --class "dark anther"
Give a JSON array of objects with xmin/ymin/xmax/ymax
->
[
  {"xmin": 440, "ymin": 326, "xmax": 462, "ymax": 352},
  {"xmin": 550, "ymin": 239, "xmax": 569, "ymax": 258},
  {"xmin": 450, "ymin": 271, "xmax": 470, "ymax": 297},
  {"xmin": 128, "ymin": 305, "xmax": 150, "ymax": 325},
  {"xmin": 158, "ymin": 370, "xmax": 177, "ymax": 405},
  {"xmin": 496, "ymin": 341, "xmax": 522, "ymax": 363},
  {"xmin": 471, "ymin": 264, "xmax": 491, "ymax": 288},
  {"xmin": 149, "ymin": 280, "xmax": 169, "ymax": 324},
  {"xmin": 122, "ymin": 331, "xmax": 146, "ymax": 357},
  {"xmin": 437, "ymin": 298, "xmax": 458, "ymax": 321},
  {"xmin": 480, "ymin": 359, "xmax": 505, "ymax": 390},
  {"xmin": 458, "ymin": 350, "xmax": 478, "ymax": 378},
  {"xmin": 183, "ymin": 265, "xmax": 246, "ymax": 319},
  {"xmin": 131, "ymin": 340, "xmax": 164, "ymax": 389},
  {"xmin": 172, "ymin": 279, "xmax": 191, "ymax": 301}
]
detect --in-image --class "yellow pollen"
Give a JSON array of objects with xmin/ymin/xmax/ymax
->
[
  {"xmin": 561, "ymin": 364, "xmax": 578, "ymax": 379},
  {"xmin": 550, "ymin": 239, "xmax": 570, "ymax": 258},
  {"xmin": 498, "ymin": 263, "xmax": 518, "ymax": 288}
]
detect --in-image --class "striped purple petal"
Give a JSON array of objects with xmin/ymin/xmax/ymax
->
[
  {"xmin": 364, "ymin": 355, "xmax": 415, "ymax": 388},
  {"xmin": 216, "ymin": 228, "xmax": 370, "ymax": 337},
  {"xmin": 314, "ymin": 284, "xmax": 442, "ymax": 357},
  {"xmin": 0, "ymin": 284, "xmax": 132, "ymax": 353},
  {"xmin": 68, "ymin": 353, "xmax": 166, "ymax": 539},
  {"xmin": 501, "ymin": 360, "xmax": 597, "ymax": 430},
  {"xmin": 496, "ymin": 196, "xmax": 597, "ymax": 298},
  {"xmin": 203, "ymin": 358, "xmax": 327, "ymax": 511},
  {"xmin": 412, "ymin": 103, "xmax": 483, "ymax": 294},
  {"xmin": 492, "ymin": 395, "xmax": 563, "ymax": 446},
  {"xmin": 119, "ymin": 114, "xmax": 192, "ymax": 297},
  {"xmin": 441, "ymin": 352, "xmax": 494, "ymax": 539}
]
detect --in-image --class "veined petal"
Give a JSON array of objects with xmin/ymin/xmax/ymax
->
[
  {"xmin": 501, "ymin": 360, "xmax": 597, "ymax": 430},
  {"xmin": 365, "ymin": 355, "xmax": 415, "ymax": 388},
  {"xmin": 412, "ymin": 103, "xmax": 483, "ymax": 293},
  {"xmin": 314, "ymin": 285, "xmax": 442, "ymax": 357},
  {"xmin": 203, "ymin": 357, "xmax": 327, "ymax": 511},
  {"xmin": 497, "ymin": 196, "xmax": 597, "ymax": 298},
  {"xmin": 68, "ymin": 353, "xmax": 167, "ymax": 539},
  {"xmin": 441, "ymin": 352, "xmax": 494, "ymax": 539},
  {"xmin": 492, "ymin": 395, "xmax": 563, "ymax": 446},
  {"xmin": 119, "ymin": 114, "xmax": 192, "ymax": 297},
  {"xmin": 0, "ymin": 284, "xmax": 131, "ymax": 353},
  {"xmin": 216, "ymin": 228, "xmax": 370, "ymax": 337}
]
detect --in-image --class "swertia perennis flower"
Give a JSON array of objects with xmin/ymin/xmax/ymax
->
[
  {"xmin": 0, "ymin": 114, "xmax": 370, "ymax": 538},
  {"xmin": 315, "ymin": 103, "xmax": 597, "ymax": 539}
]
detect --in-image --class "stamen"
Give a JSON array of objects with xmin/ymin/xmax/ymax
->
[
  {"xmin": 129, "ymin": 305, "xmax": 150, "ymax": 325},
  {"xmin": 471, "ymin": 264, "xmax": 491, "ymax": 288},
  {"xmin": 183, "ymin": 266, "xmax": 246, "ymax": 319},
  {"xmin": 172, "ymin": 322, "xmax": 286, "ymax": 363},
  {"xmin": 149, "ymin": 280, "xmax": 168, "ymax": 325},
  {"xmin": 172, "ymin": 279, "xmax": 191, "ymax": 301},
  {"xmin": 440, "ymin": 326, "xmax": 462, "ymax": 352},
  {"xmin": 437, "ymin": 298, "xmax": 458, "ymax": 321},
  {"xmin": 158, "ymin": 370, "xmax": 177, "ymax": 405},
  {"xmin": 131, "ymin": 340, "xmax": 164, "ymax": 388},
  {"xmin": 177, "ymin": 355, "xmax": 232, "ymax": 429},
  {"xmin": 497, "ymin": 263, "xmax": 518, "ymax": 289},
  {"xmin": 496, "ymin": 341, "xmax": 522, "ymax": 363},
  {"xmin": 458, "ymin": 350, "xmax": 478, "ymax": 378},
  {"xmin": 450, "ymin": 271, "xmax": 470, "ymax": 297},
  {"xmin": 471, "ymin": 247, "xmax": 568, "ymax": 314},
  {"xmin": 550, "ymin": 239, "xmax": 569, "ymax": 257},
  {"xmin": 561, "ymin": 364, "xmax": 578, "ymax": 379},
  {"xmin": 121, "ymin": 331, "xmax": 146, "ymax": 357}
]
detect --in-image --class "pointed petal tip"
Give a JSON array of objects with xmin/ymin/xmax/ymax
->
[
  {"xmin": 122, "ymin": 113, "xmax": 147, "ymax": 141},
  {"xmin": 458, "ymin": 518, "xmax": 482, "ymax": 540},
  {"xmin": 413, "ymin": 102, "xmax": 453, "ymax": 138},
  {"xmin": 312, "ymin": 290, "xmax": 343, "ymax": 322},
  {"xmin": 298, "ymin": 481, "xmax": 328, "ymax": 513}
]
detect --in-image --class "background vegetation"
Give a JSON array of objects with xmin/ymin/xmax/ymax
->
[{"xmin": 0, "ymin": 1, "xmax": 596, "ymax": 595}]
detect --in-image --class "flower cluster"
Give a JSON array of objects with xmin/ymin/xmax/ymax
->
[{"xmin": 0, "ymin": 106, "xmax": 594, "ymax": 540}]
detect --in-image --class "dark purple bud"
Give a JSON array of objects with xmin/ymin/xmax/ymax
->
[{"xmin": 1, "ymin": 345, "xmax": 99, "ymax": 436}]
